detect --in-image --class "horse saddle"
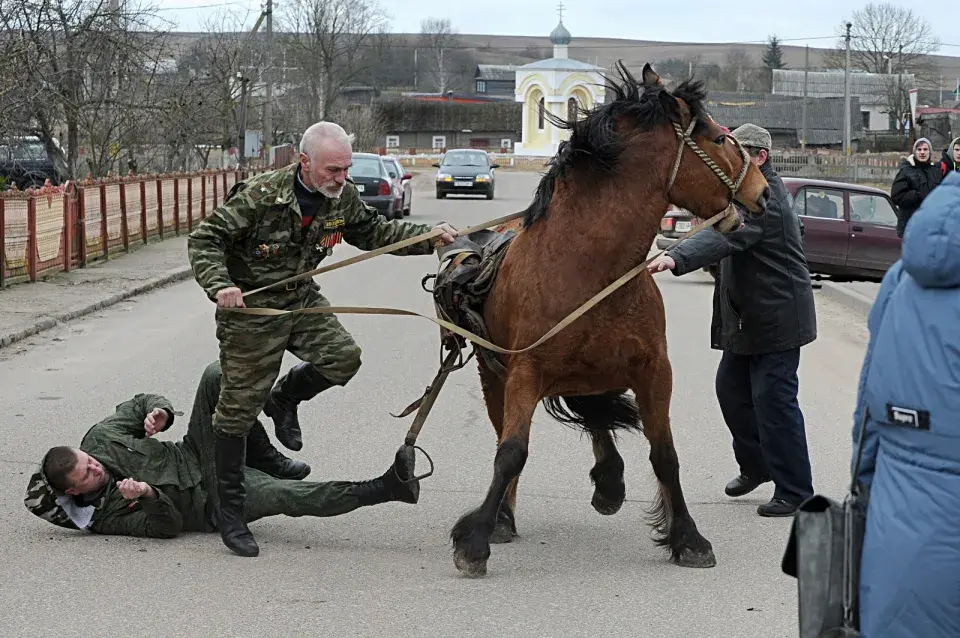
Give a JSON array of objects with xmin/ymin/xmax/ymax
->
[{"xmin": 430, "ymin": 228, "xmax": 516, "ymax": 375}]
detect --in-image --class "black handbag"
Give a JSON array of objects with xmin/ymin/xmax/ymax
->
[{"xmin": 781, "ymin": 408, "xmax": 870, "ymax": 637}]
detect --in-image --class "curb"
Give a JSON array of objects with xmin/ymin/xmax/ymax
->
[
  {"xmin": 818, "ymin": 281, "xmax": 876, "ymax": 318},
  {"xmin": 0, "ymin": 267, "xmax": 193, "ymax": 350}
]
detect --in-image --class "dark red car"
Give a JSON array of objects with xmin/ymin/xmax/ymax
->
[{"xmin": 656, "ymin": 177, "xmax": 901, "ymax": 282}]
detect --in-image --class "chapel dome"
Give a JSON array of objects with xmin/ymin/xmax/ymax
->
[{"xmin": 550, "ymin": 22, "xmax": 571, "ymax": 45}]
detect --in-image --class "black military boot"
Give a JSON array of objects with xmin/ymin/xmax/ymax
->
[
  {"xmin": 354, "ymin": 445, "xmax": 421, "ymax": 506},
  {"xmin": 246, "ymin": 420, "xmax": 311, "ymax": 481},
  {"xmin": 213, "ymin": 433, "xmax": 259, "ymax": 557},
  {"xmin": 262, "ymin": 363, "xmax": 333, "ymax": 452}
]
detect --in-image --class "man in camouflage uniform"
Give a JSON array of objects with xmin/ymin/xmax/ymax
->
[
  {"xmin": 23, "ymin": 361, "xmax": 421, "ymax": 540},
  {"xmin": 187, "ymin": 121, "xmax": 457, "ymax": 557}
]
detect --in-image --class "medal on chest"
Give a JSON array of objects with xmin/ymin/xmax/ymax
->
[{"xmin": 317, "ymin": 217, "xmax": 345, "ymax": 255}]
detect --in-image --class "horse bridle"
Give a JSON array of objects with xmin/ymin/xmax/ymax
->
[{"xmin": 665, "ymin": 116, "xmax": 752, "ymax": 202}]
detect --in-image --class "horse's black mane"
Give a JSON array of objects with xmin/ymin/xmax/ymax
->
[{"xmin": 521, "ymin": 61, "xmax": 709, "ymax": 228}]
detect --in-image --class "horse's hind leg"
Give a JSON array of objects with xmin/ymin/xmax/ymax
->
[
  {"xmin": 590, "ymin": 430, "xmax": 626, "ymax": 515},
  {"xmin": 633, "ymin": 351, "xmax": 716, "ymax": 568},
  {"xmin": 451, "ymin": 361, "xmax": 539, "ymax": 577},
  {"xmin": 477, "ymin": 362, "xmax": 519, "ymax": 544}
]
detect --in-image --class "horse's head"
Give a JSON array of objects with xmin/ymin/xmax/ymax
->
[{"xmin": 636, "ymin": 63, "xmax": 769, "ymax": 232}]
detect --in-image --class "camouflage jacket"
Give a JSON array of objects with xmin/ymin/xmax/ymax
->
[
  {"xmin": 187, "ymin": 162, "xmax": 437, "ymax": 301},
  {"xmin": 24, "ymin": 394, "xmax": 200, "ymax": 539}
]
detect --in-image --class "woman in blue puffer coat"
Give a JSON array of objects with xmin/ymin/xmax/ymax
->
[{"xmin": 852, "ymin": 170, "xmax": 960, "ymax": 637}]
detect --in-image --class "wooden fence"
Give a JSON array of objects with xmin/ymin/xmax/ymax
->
[{"xmin": 0, "ymin": 168, "xmax": 264, "ymax": 287}]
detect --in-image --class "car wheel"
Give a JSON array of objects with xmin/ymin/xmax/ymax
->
[
  {"xmin": 486, "ymin": 187, "xmax": 494, "ymax": 200},
  {"xmin": 436, "ymin": 190, "xmax": 444, "ymax": 199}
]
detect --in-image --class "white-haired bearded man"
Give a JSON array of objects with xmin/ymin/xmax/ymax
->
[{"xmin": 187, "ymin": 121, "xmax": 458, "ymax": 557}]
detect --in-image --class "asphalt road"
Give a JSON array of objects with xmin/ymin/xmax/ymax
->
[{"xmin": 0, "ymin": 171, "xmax": 872, "ymax": 637}]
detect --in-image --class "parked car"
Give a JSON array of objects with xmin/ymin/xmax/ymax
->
[
  {"xmin": 382, "ymin": 156, "xmax": 413, "ymax": 216},
  {"xmin": 655, "ymin": 177, "xmax": 901, "ymax": 282},
  {"xmin": 348, "ymin": 152, "xmax": 402, "ymax": 219},
  {"xmin": 433, "ymin": 149, "xmax": 499, "ymax": 199},
  {"xmin": 0, "ymin": 136, "xmax": 62, "ymax": 189}
]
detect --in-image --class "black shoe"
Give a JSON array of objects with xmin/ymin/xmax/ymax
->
[
  {"xmin": 213, "ymin": 433, "xmax": 259, "ymax": 557},
  {"xmin": 246, "ymin": 420, "xmax": 311, "ymax": 481},
  {"xmin": 724, "ymin": 473, "xmax": 772, "ymax": 497},
  {"xmin": 757, "ymin": 498, "xmax": 798, "ymax": 517},
  {"xmin": 263, "ymin": 363, "xmax": 332, "ymax": 452},
  {"xmin": 355, "ymin": 445, "xmax": 420, "ymax": 506}
]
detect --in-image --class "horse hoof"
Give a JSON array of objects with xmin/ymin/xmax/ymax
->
[
  {"xmin": 674, "ymin": 547, "xmax": 717, "ymax": 568},
  {"xmin": 591, "ymin": 491, "xmax": 624, "ymax": 516},
  {"xmin": 454, "ymin": 549, "xmax": 488, "ymax": 577},
  {"xmin": 490, "ymin": 523, "xmax": 518, "ymax": 544}
]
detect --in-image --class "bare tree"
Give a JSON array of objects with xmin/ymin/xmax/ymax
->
[
  {"xmin": 0, "ymin": 0, "xmax": 173, "ymax": 178},
  {"xmin": 328, "ymin": 105, "xmax": 386, "ymax": 152},
  {"xmin": 714, "ymin": 49, "xmax": 763, "ymax": 93},
  {"xmin": 418, "ymin": 17, "xmax": 459, "ymax": 93},
  {"xmin": 176, "ymin": 10, "xmax": 265, "ymax": 168},
  {"xmin": 279, "ymin": 0, "xmax": 391, "ymax": 126},
  {"xmin": 824, "ymin": 3, "xmax": 940, "ymax": 78},
  {"xmin": 823, "ymin": 3, "xmax": 940, "ymax": 126}
]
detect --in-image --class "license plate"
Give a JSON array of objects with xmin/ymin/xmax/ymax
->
[
  {"xmin": 355, "ymin": 184, "xmax": 364, "ymax": 192},
  {"xmin": 675, "ymin": 221, "xmax": 691, "ymax": 232},
  {"xmin": 454, "ymin": 180, "xmax": 472, "ymax": 187}
]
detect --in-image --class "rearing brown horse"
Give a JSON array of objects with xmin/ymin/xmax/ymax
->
[{"xmin": 448, "ymin": 62, "xmax": 770, "ymax": 577}]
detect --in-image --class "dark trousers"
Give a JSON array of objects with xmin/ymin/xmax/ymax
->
[{"xmin": 715, "ymin": 348, "xmax": 814, "ymax": 504}]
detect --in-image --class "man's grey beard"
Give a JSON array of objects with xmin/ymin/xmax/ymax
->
[{"xmin": 318, "ymin": 183, "xmax": 344, "ymax": 199}]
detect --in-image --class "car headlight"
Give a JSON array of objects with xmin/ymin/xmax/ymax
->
[
  {"xmin": 475, "ymin": 174, "xmax": 490, "ymax": 181},
  {"xmin": 437, "ymin": 172, "xmax": 452, "ymax": 181}
]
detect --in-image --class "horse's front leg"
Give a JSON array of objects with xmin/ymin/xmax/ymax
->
[
  {"xmin": 633, "ymin": 349, "xmax": 716, "ymax": 568},
  {"xmin": 450, "ymin": 361, "xmax": 540, "ymax": 577}
]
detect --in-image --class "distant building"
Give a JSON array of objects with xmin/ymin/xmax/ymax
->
[
  {"xmin": 374, "ymin": 97, "xmax": 521, "ymax": 152},
  {"xmin": 705, "ymin": 93, "xmax": 865, "ymax": 150},
  {"xmin": 512, "ymin": 18, "xmax": 606, "ymax": 156},
  {"xmin": 473, "ymin": 65, "xmax": 517, "ymax": 98},
  {"xmin": 772, "ymin": 69, "xmax": 915, "ymax": 132}
]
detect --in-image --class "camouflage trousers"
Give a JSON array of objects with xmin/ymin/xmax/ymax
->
[
  {"xmin": 212, "ymin": 284, "xmax": 362, "ymax": 438},
  {"xmin": 186, "ymin": 360, "xmax": 362, "ymax": 530}
]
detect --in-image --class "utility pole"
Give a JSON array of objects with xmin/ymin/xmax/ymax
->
[
  {"xmin": 843, "ymin": 22, "xmax": 852, "ymax": 156},
  {"xmin": 237, "ymin": 73, "xmax": 250, "ymax": 170},
  {"xmin": 413, "ymin": 49, "xmax": 418, "ymax": 89},
  {"xmin": 801, "ymin": 45, "xmax": 808, "ymax": 151},
  {"xmin": 263, "ymin": 0, "xmax": 273, "ymax": 164}
]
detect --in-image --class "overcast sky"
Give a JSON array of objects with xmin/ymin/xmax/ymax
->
[{"xmin": 155, "ymin": 0, "xmax": 956, "ymax": 54}]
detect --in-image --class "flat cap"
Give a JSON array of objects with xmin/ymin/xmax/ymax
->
[{"xmin": 731, "ymin": 123, "xmax": 772, "ymax": 151}]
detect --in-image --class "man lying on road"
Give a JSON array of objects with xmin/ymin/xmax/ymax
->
[{"xmin": 23, "ymin": 361, "xmax": 419, "ymax": 543}]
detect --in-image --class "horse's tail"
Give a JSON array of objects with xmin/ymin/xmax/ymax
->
[{"xmin": 541, "ymin": 392, "xmax": 643, "ymax": 435}]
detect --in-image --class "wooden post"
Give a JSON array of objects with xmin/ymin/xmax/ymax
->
[
  {"xmin": 212, "ymin": 171, "xmax": 219, "ymax": 208},
  {"xmin": 186, "ymin": 178, "xmax": 194, "ymax": 230},
  {"xmin": 62, "ymin": 184, "xmax": 73, "ymax": 271},
  {"xmin": 78, "ymin": 187, "xmax": 88, "ymax": 267},
  {"xmin": 0, "ymin": 199, "xmax": 6, "ymax": 288},
  {"xmin": 156, "ymin": 179, "xmax": 164, "ymax": 239},
  {"xmin": 119, "ymin": 182, "xmax": 129, "ymax": 253},
  {"xmin": 99, "ymin": 183, "xmax": 109, "ymax": 260},
  {"xmin": 173, "ymin": 178, "xmax": 180, "ymax": 236},
  {"xmin": 200, "ymin": 175, "xmax": 207, "ymax": 220},
  {"xmin": 139, "ymin": 180, "xmax": 147, "ymax": 244},
  {"xmin": 222, "ymin": 172, "xmax": 228, "ymax": 200},
  {"xmin": 27, "ymin": 196, "xmax": 37, "ymax": 282}
]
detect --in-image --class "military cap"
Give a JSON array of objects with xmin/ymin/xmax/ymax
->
[{"xmin": 731, "ymin": 123, "xmax": 772, "ymax": 151}]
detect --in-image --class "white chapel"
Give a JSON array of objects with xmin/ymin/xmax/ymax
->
[{"xmin": 513, "ymin": 11, "xmax": 606, "ymax": 157}]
